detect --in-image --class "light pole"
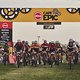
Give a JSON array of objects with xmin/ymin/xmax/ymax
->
[{"xmin": 37, "ymin": 36, "xmax": 40, "ymax": 43}]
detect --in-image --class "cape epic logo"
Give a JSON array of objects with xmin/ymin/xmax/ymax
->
[{"xmin": 43, "ymin": 8, "xmax": 61, "ymax": 21}]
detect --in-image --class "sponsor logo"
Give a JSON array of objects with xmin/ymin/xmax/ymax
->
[
  {"xmin": 2, "ymin": 23, "xmax": 8, "ymax": 28},
  {"xmin": 35, "ymin": 12, "xmax": 42, "ymax": 21},
  {"xmin": 43, "ymin": 8, "xmax": 61, "ymax": 21}
]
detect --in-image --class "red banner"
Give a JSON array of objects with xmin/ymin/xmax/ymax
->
[{"xmin": 0, "ymin": 22, "xmax": 12, "ymax": 29}]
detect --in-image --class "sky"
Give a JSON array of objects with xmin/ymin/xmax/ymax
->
[
  {"xmin": 13, "ymin": 22, "xmax": 80, "ymax": 44},
  {"xmin": 0, "ymin": 0, "xmax": 79, "ymax": 8}
]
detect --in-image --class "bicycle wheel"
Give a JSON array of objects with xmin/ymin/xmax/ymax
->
[
  {"xmin": 16, "ymin": 57, "xmax": 20, "ymax": 68},
  {"xmin": 68, "ymin": 55, "xmax": 72, "ymax": 70},
  {"xmin": 23, "ymin": 58, "xmax": 26, "ymax": 66},
  {"xmin": 17, "ymin": 61, "xmax": 20, "ymax": 68},
  {"xmin": 50, "ymin": 59, "xmax": 53, "ymax": 67},
  {"xmin": 66, "ymin": 8, "xmax": 78, "ymax": 14},
  {"xmin": 56, "ymin": 54, "xmax": 59, "ymax": 65},
  {"xmin": 0, "ymin": 8, "xmax": 19, "ymax": 20},
  {"xmin": 69, "ymin": 59, "xmax": 72, "ymax": 70},
  {"xmin": 34, "ymin": 60, "xmax": 37, "ymax": 67}
]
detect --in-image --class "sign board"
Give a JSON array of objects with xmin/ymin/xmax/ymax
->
[
  {"xmin": 0, "ymin": 22, "xmax": 12, "ymax": 45},
  {"xmin": 43, "ymin": 25, "xmax": 55, "ymax": 29},
  {"xmin": 0, "ymin": 8, "xmax": 80, "ymax": 22}
]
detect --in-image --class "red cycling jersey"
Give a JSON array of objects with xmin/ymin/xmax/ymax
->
[{"xmin": 41, "ymin": 43, "xmax": 49, "ymax": 47}]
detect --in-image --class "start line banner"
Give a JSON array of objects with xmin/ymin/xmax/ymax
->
[{"xmin": 0, "ymin": 8, "xmax": 80, "ymax": 22}]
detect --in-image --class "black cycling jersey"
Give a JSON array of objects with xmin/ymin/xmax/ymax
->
[
  {"xmin": 31, "ymin": 48, "xmax": 39, "ymax": 52},
  {"xmin": 42, "ymin": 46, "xmax": 48, "ymax": 51},
  {"xmin": 67, "ymin": 42, "xmax": 74, "ymax": 52}
]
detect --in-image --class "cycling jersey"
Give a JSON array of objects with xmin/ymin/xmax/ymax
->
[
  {"xmin": 55, "ymin": 43, "xmax": 62, "ymax": 53},
  {"xmin": 67, "ymin": 42, "xmax": 74, "ymax": 52},
  {"xmin": 30, "ymin": 44, "xmax": 40, "ymax": 52},
  {"xmin": 41, "ymin": 43, "xmax": 49, "ymax": 51},
  {"xmin": 49, "ymin": 43, "xmax": 55, "ymax": 53},
  {"xmin": 55, "ymin": 43, "xmax": 61, "ymax": 48},
  {"xmin": 14, "ymin": 42, "xmax": 23, "ymax": 52}
]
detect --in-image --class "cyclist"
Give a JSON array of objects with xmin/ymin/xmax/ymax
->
[
  {"xmin": 30, "ymin": 41, "xmax": 40, "ymax": 66},
  {"xmin": 14, "ymin": 40, "xmax": 23, "ymax": 53},
  {"xmin": 48, "ymin": 41, "xmax": 55, "ymax": 67},
  {"xmin": 49, "ymin": 41, "xmax": 55, "ymax": 54},
  {"xmin": 41, "ymin": 40, "xmax": 49, "ymax": 65},
  {"xmin": 16, "ymin": 51, "xmax": 21, "ymax": 68},
  {"xmin": 30, "ymin": 40, "xmax": 40, "ymax": 53},
  {"xmin": 41, "ymin": 40, "xmax": 49, "ymax": 51},
  {"xmin": 67, "ymin": 39, "xmax": 76, "ymax": 68},
  {"xmin": 55, "ymin": 41, "xmax": 62, "ymax": 65}
]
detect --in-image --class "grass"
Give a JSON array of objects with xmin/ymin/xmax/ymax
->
[{"xmin": 0, "ymin": 64, "xmax": 80, "ymax": 80}]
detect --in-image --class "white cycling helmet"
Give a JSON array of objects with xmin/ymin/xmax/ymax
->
[
  {"xmin": 17, "ymin": 39, "xmax": 21, "ymax": 42},
  {"xmin": 55, "ymin": 41, "xmax": 59, "ymax": 43}
]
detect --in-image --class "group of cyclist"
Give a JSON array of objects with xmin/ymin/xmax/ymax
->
[
  {"xmin": 14, "ymin": 39, "xmax": 64, "ymax": 67},
  {"xmin": 0, "ymin": 39, "xmax": 80, "ymax": 68}
]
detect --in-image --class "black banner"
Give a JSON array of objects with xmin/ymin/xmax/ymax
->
[{"xmin": 0, "ymin": 22, "xmax": 12, "ymax": 46}]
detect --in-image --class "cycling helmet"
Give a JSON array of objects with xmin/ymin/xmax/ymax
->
[
  {"xmin": 22, "ymin": 40, "xmax": 25, "ymax": 43},
  {"xmin": 32, "ymin": 41, "xmax": 35, "ymax": 44},
  {"xmin": 44, "ymin": 40, "xmax": 47, "ymax": 43},
  {"xmin": 26, "ymin": 41, "xmax": 28, "ymax": 43},
  {"xmin": 69, "ymin": 39, "xmax": 73, "ymax": 42},
  {"xmin": 49, "ymin": 42, "xmax": 51, "ymax": 44},
  {"xmin": 51, "ymin": 41, "xmax": 54, "ymax": 43},
  {"xmin": 55, "ymin": 41, "xmax": 59, "ymax": 43},
  {"xmin": 34, "ymin": 40, "xmax": 37, "ymax": 44},
  {"xmin": 17, "ymin": 39, "xmax": 21, "ymax": 42}
]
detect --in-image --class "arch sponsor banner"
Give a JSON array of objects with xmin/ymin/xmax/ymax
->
[{"xmin": 0, "ymin": 8, "xmax": 80, "ymax": 22}]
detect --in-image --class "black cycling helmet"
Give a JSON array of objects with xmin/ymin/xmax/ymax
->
[
  {"xmin": 34, "ymin": 40, "xmax": 37, "ymax": 44},
  {"xmin": 22, "ymin": 40, "xmax": 25, "ymax": 43},
  {"xmin": 44, "ymin": 40, "xmax": 47, "ymax": 43}
]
